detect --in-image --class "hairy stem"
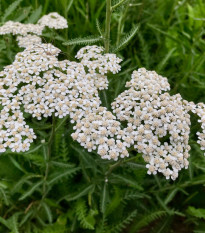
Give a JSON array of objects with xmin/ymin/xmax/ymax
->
[{"xmin": 104, "ymin": 0, "xmax": 111, "ymax": 53}]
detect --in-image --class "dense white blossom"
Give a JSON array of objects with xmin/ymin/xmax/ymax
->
[
  {"xmin": 38, "ymin": 12, "xmax": 68, "ymax": 29},
  {"xmin": 0, "ymin": 34, "xmax": 201, "ymax": 181},
  {"xmin": 0, "ymin": 44, "xmax": 101, "ymax": 120},
  {"xmin": 17, "ymin": 35, "xmax": 42, "ymax": 48},
  {"xmin": 75, "ymin": 45, "xmax": 121, "ymax": 90},
  {"xmin": 72, "ymin": 107, "xmax": 129, "ymax": 160},
  {"xmin": 0, "ymin": 97, "xmax": 36, "ymax": 153},
  {"xmin": 0, "ymin": 21, "xmax": 44, "ymax": 35},
  {"xmin": 112, "ymin": 68, "xmax": 192, "ymax": 180},
  {"xmin": 191, "ymin": 103, "xmax": 205, "ymax": 153},
  {"xmin": 76, "ymin": 45, "xmax": 122, "ymax": 75},
  {"xmin": 0, "ymin": 44, "xmax": 103, "ymax": 151}
]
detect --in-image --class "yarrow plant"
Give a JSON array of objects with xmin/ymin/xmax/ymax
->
[
  {"xmin": 0, "ymin": 9, "xmax": 204, "ymax": 183},
  {"xmin": 0, "ymin": 12, "xmax": 68, "ymax": 48}
]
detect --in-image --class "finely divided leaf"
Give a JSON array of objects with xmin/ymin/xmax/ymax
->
[
  {"xmin": 63, "ymin": 36, "xmax": 103, "ymax": 46},
  {"xmin": 96, "ymin": 19, "xmax": 103, "ymax": 37},
  {"xmin": 19, "ymin": 180, "xmax": 43, "ymax": 200},
  {"xmin": 64, "ymin": 184, "xmax": 95, "ymax": 202},
  {"xmin": 113, "ymin": 25, "xmax": 139, "ymax": 53},
  {"xmin": 47, "ymin": 167, "xmax": 80, "ymax": 185},
  {"xmin": 187, "ymin": 206, "xmax": 205, "ymax": 219}
]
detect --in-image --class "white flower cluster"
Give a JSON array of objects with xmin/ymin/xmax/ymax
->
[
  {"xmin": 192, "ymin": 103, "xmax": 205, "ymax": 153},
  {"xmin": 112, "ymin": 68, "xmax": 192, "ymax": 180},
  {"xmin": 37, "ymin": 12, "xmax": 68, "ymax": 29},
  {"xmin": 16, "ymin": 35, "xmax": 42, "ymax": 48},
  {"xmin": 72, "ymin": 107, "xmax": 129, "ymax": 160},
  {"xmin": 0, "ymin": 96, "xmax": 36, "ymax": 153},
  {"xmin": 0, "ymin": 12, "xmax": 68, "ymax": 48},
  {"xmin": 0, "ymin": 21, "xmax": 44, "ymax": 35},
  {"xmin": 76, "ymin": 45, "xmax": 122, "ymax": 90},
  {"xmin": 0, "ymin": 43, "xmax": 101, "ymax": 120},
  {"xmin": 0, "ymin": 36, "xmax": 201, "ymax": 181},
  {"xmin": 1, "ymin": 44, "xmax": 116, "ymax": 151},
  {"xmin": 76, "ymin": 45, "xmax": 122, "ymax": 75}
]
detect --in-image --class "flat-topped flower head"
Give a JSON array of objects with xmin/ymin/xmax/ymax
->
[
  {"xmin": 126, "ymin": 68, "xmax": 170, "ymax": 94},
  {"xmin": 192, "ymin": 103, "xmax": 205, "ymax": 153},
  {"xmin": 0, "ymin": 21, "xmax": 44, "ymax": 36},
  {"xmin": 0, "ymin": 43, "xmax": 60, "ymax": 90},
  {"xmin": 112, "ymin": 68, "xmax": 191, "ymax": 180},
  {"xmin": 38, "ymin": 12, "xmax": 68, "ymax": 29},
  {"xmin": 72, "ymin": 107, "xmax": 130, "ymax": 160},
  {"xmin": 17, "ymin": 35, "xmax": 42, "ymax": 48},
  {"xmin": 0, "ymin": 45, "xmax": 101, "ymax": 122},
  {"xmin": 85, "ymin": 73, "xmax": 109, "ymax": 90},
  {"xmin": 25, "ymin": 43, "xmax": 61, "ymax": 57},
  {"xmin": 0, "ymin": 105, "xmax": 36, "ymax": 153},
  {"xmin": 76, "ymin": 45, "xmax": 122, "ymax": 75}
]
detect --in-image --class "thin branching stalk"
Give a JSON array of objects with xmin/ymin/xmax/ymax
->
[{"xmin": 104, "ymin": 0, "xmax": 111, "ymax": 53}]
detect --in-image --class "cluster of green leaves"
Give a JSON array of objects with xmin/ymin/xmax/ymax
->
[{"xmin": 0, "ymin": 0, "xmax": 205, "ymax": 232}]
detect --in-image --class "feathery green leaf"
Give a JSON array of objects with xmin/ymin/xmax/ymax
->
[
  {"xmin": 63, "ymin": 36, "xmax": 103, "ymax": 46},
  {"xmin": 112, "ymin": 25, "xmax": 139, "ymax": 52}
]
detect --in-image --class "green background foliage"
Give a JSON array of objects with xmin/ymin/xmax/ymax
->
[{"xmin": 0, "ymin": 0, "xmax": 205, "ymax": 232}]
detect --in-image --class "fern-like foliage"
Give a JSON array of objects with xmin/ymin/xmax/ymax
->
[
  {"xmin": 187, "ymin": 206, "xmax": 205, "ymax": 219},
  {"xmin": 112, "ymin": 25, "xmax": 139, "ymax": 53},
  {"xmin": 63, "ymin": 36, "xmax": 103, "ymax": 46},
  {"xmin": 110, "ymin": 210, "xmax": 138, "ymax": 233},
  {"xmin": 59, "ymin": 136, "xmax": 69, "ymax": 161},
  {"xmin": 0, "ymin": 1, "xmax": 204, "ymax": 232},
  {"xmin": 0, "ymin": 186, "xmax": 10, "ymax": 205},
  {"xmin": 96, "ymin": 19, "xmax": 103, "ymax": 37},
  {"xmin": 0, "ymin": 213, "xmax": 20, "ymax": 233},
  {"xmin": 132, "ymin": 210, "xmax": 167, "ymax": 231},
  {"xmin": 96, "ymin": 216, "xmax": 108, "ymax": 233},
  {"xmin": 75, "ymin": 199, "xmax": 97, "ymax": 230},
  {"xmin": 47, "ymin": 167, "xmax": 80, "ymax": 186},
  {"xmin": 40, "ymin": 224, "xmax": 67, "ymax": 233}
]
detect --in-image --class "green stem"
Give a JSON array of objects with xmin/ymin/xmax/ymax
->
[
  {"xmin": 42, "ymin": 145, "xmax": 49, "ymax": 195},
  {"xmin": 102, "ymin": 89, "xmax": 109, "ymax": 110},
  {"xmin": 104, "ymin": 0, "xmax": 111, "ymax": 53},
  {"xmin": 42, "ymin": 114, "xmax": 56, "ymax": 198}
]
